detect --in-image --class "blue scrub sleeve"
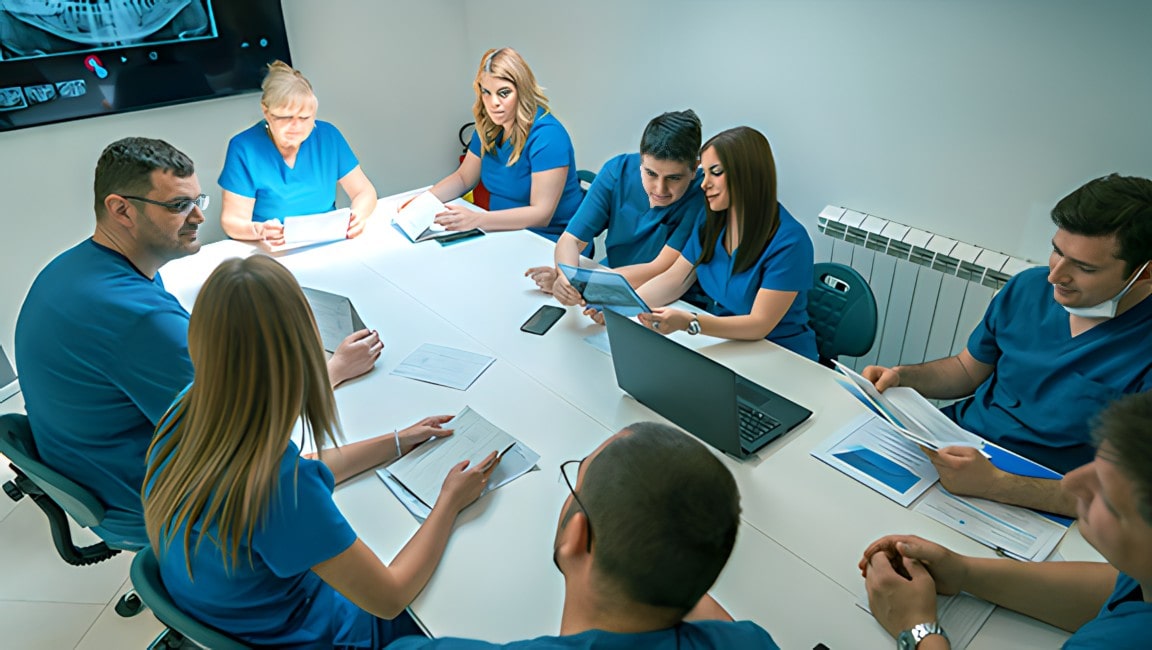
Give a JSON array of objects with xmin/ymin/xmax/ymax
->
[
  {"xmin": 666, "ymin": 205, "xmax": 702, "ymax": 252},
  {"xmin": 257, "ymin": 457, "xmax": 358, "ymax": 578},
  {"xmin": 525, "ymin": 118, "xmax": 574, "ymax": 172},
  {"xmin": 564, "ymin": 157, "xmax": 623, "ymax": 243},
  {"xmin": 966, "ymin": 278, "xmax": 1012, "ymax": 365},
  {"xmin": 329, "ymin": 124, "xmax": 359, "ymax": 180},
  {"xmin": 467, "ymin": 130, "xmax": 482, "ymax": 157},
  {"xmin": 116, "ymin": 308, "xmax": 194, "ymax": 424},
  {"xmin": 680, "ymin": 221, "xmax": 704, "ymax": 264},
  {"xmin": 218, "ymin": 136, "xmax": 257, "ymax": 198},
  {"xmin": 758, "ymin": 226, "xmax": 814, "ymax": 291}
]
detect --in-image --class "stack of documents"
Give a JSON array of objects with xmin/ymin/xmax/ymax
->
[
  {"xmin": 391, "ymin": 344, "xmax": 495, "ymax": 391},
  {"xmin": 302, "ymin": 287, "xmax": 367, "ymax": 353},
  {"xmin": 378, "ymin": 407, "xmax": 541, "ymax": 520},
  {"xmin": 393, "ymin": 192, "xmax": 483, "ymax": 243},
  {"xmin": 271, "ymin": 207, "xmax": 350, "ymax": 250},
  {"xmin": 812, "ymin": 413, "xmax": 1070, "ymax": 562}
]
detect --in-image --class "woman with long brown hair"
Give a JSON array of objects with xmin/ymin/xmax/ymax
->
[
  {"xmin": 142, "ymin": 255, "xmax": 498, "ymax": 648},
  {"xmin": 635, "ymin": 126, "xmax": 817, "ymax": 360}
]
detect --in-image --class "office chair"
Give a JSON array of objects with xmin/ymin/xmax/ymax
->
[
  {"xmin": 130, "ymin": 547, "xmax": 253, "ymax": 650},
  {"xmin": 807, "ymin": 262, "xmax": 878, "ymax": 367},
  {"xmin": 577, "ymin": 169, "xmax": 597, "ymax": 187},
  {"xmin": 575, "ymin": 169, "xmax": 598, "ymax": 259},
  {"xmin": 0, "ymin": 412, "xmax": 145, "ymax": 616}
]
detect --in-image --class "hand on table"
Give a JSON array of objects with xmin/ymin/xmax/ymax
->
[
  {"xmin": 582, "ymin": 307, "xmax": 605, "ymax": 325},
  {"xmin": 254, "ymin": 219, "xmax": 285, "ymax": 247},
  {"xmin": 551, "ymin": 272, "xmax": 585, "ymax": 306},
  {"xmin": 860, "ymin": 534, "xmax": 969, "ymax": 602},
  {"xmin": 435, "ymin": 205, "xmax": 483, "ymax": 231},
  {"xmin": 437, "ymin": 450, "xmax": 502, "ymax": 514},
  {"xmin": 863, "ymin": 547, "xmax": 941, "ymax": 638},
  {"xmin": 638, "ymin": 307, "xmax": 691, "ymax": 335},
  {"xmin": 525, "ymin": 266, "xmax": 558, "ymax": 294},
  {"xmin": 346, "ymin": 211, "xmax": 367, "ymax": 239},
  {"xmin": 397, "ymin": 415, "xmax": 455, "ymax": 455},
  {"xmin": 328, "ymin": 329, "xmax": 384, "ymax": 387},
  {"xmin": 862, "ymin": 364, "xmax": 900, "ymax": 391}
]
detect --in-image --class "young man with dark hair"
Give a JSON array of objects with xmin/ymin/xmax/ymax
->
[
  {"xmin": 864, "ymin": 174, "xmax": 1152, "ymax": 515},
  {"xmin": 526, "ymin": 110, "xmax": 707, "ymax": 307},
  {"xmin": 860, "ymin": 391, "xmax": 1152, "ymax": 649},
  {"xmin": 15, "ymin": 137, "xmax": 380, "ymax": 547},
  {"xmin": 390, "ymin": 422, "xmax": 780, "ymax": 649}
]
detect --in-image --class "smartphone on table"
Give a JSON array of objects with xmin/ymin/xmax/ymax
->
[{"xmin": 520, "ymin": 305, "xmax": 565, "ymax": 335}]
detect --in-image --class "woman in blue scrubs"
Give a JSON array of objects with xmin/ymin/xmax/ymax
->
[
  {"xmin": 635, "ymin": 126, "xmax": 818, "ymax": 361},
  {"xmin": 218, "ymin": 61, "xmax": 378, "ymax": 245},
  {"xmin": 429, "ymin": 47, "xmax": 583, "ymax": 242},
  {"xmin": 142, "ymin": 256, "xmax": 499, "ymax": 649}
]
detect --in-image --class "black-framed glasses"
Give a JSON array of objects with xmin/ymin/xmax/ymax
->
[
  {"xmin": 559, "ymin": 459, "xmax": 593, "ymax": 552},
  {"xmin": 120, "ymin": 193, "xmax": 210, "ymax": 216}
]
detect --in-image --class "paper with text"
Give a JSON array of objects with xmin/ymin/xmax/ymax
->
[
  {"xmin": 390, "ymin": 344, "xmax": 495, "ymax": 391},
  {"xmin": 381, "ymin": 407, "xmax": 541, "ymax": 513},
  {"xmin": 913, "ymin": 487, "xmax": 1068, "ymax": 561},
  {"xmin": 281, "ymin": 207, "xmax": 350, "ymax": 247},
  {"xmin": 393, "ymin": 191, "xmax": 455, "ymax": 242},
  {"xmin": 302, "ymin": 287, "xmax": 366, "ymax": 353},
  {"xmin": 811, "ymin": 414, "xmax": 939, "ymax": 506}
]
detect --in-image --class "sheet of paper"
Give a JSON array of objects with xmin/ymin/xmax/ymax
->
[
  {"xmin": 282, "ymin": 207, "xmax": 350, "ymax": 246},
  {"xmin": 832, "ymin": 361, "xmax": 983, "ymax": 449},
  {"xmin": 856, "ymin": 589, "xmax": 994, "ymax": 650},
  {"xmin": 811, "ymin": 414, "xmax": 939, "ymax": 507},
  {"xmin": 558, "ymin": 264, "xmax": 650, "ymax": 317},
  {"xmin": 302, "ymin": 287, "xmax": 365, "ymax": 353},
  {"xmin": 913, "ymin": 487, "xmax": 1069, "ymax": 561},
  {"xmin": 383, "ymin": 406, "xmax": 541, "ymax": 509},
  {"xmin": 390, "ymin": 344, "xmax": 495, "ymax": 391},
  {"xmin": 393, "ymin": 191, "xmax": 448, "ymax": 242}
]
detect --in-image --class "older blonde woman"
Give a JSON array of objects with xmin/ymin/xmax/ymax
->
[
  {"xmin": 429, "ymin": 47, "xmax": 583, "ymax": 242},
  {"xmin": 143, "ymin": 255, "xmax": 499, "ymax": 648},
  {"xmin": 219, "ymin": 61, "xmax": 377, "ymax": 244}
]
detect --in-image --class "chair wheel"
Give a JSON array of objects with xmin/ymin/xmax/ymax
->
[{"xmin": 115, "ymin": 591, "xmax": 144, "ymax": 617}]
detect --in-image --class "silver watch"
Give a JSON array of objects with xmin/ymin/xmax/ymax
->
[
  {"xmin": 897, "ymin": 622, "xmax": 947, "ymax": 649},
  {"xmin": 686, "ymin": 313, "xmax": 701, "ymax": 335}
]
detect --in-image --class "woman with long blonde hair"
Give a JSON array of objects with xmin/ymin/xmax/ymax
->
[
  {"xmin": 428, "ymin": 47, "xmax": 584, "ymax": 241},
  {"xmin": 142, "ymin": 255, "xmax": 498, "ymax": 648}
]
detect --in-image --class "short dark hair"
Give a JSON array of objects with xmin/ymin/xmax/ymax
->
[
  {"xmin": 580, "ymin": 422, "xmax": 740, "ymax": 613},
  {"xmin": 639, "ymin": 109, "xmax": 702, "ymax": 167},
  {"xmin": 1093, "ymin": 392, "xmax": 1152, "ymax": 526},
  {"xmin": 1050, "ymin": 174, "xmax": 1152, "ymax": 275},
  {"xmin": 93, "ymin": 137, "xmax": 195, "ymax": 217}
]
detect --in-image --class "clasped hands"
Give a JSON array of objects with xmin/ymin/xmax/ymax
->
[{"xmin": 859, "ymin": 535, "xmax": 969, "ymax": 638}]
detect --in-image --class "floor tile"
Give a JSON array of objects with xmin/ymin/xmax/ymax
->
[
  {"xmin": 0, "ymin": 599, "xmax": 103, "ymax": 650},
  {"xmin": 75, "ymin": 577, "xmax": 166, "ymax": 650},
  {"xmin": 0, "ymin": 500, "xmax": 132, "ymax": 604}
]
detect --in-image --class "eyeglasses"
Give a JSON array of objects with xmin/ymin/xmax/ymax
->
[
  {"xmin": 120, "ymin": 193, "xmax": 210, "ymax": 216},
  {"xmin": 559, "ymin": 459, "xmax": 593, "ymax": 552}
]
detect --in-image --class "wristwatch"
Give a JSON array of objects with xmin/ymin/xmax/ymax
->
[
  {"xmin": 897, "ymin": 622, "xmax": 948, "ymax": 649},
  {"xmin": 686, "ymin": 313, "xmax": 701, "ymax": 335}
]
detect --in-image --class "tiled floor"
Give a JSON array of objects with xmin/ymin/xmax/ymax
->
[{"xmin": 0, "ymin": 452, "xmax": 165, "ymax": 650}]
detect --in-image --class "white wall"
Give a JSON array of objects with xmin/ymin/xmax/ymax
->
[
  {"xmin": 4, "ymin": 0, "xmax": 1151, "ymax": 357},
  {"xmin": 0, "ymin": 0, "xmax": 474, "ymax": 355},
  {"xmin": 463, "ymin": 0, "xmax": 1152, "ymax": 263}
]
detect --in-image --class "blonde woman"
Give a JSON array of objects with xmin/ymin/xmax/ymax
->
[
  {"xmin": 142, "ymin": 256, "xmax": 499, "ymax": 648},
  {"xmin": 219, "ymin": 60, "xmax": 378, "ymax": 244},
  {"xmin": 429, "ymin": 47, "xmax": 583, "ymax": 242}
]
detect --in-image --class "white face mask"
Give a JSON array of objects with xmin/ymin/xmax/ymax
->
[{"xmin": 1062, "ymin": 261, "xmax": 1150, "ymax": 319}]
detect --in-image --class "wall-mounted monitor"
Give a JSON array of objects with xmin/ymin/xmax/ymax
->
[{"xmin": 0, "ymin": 0, "xmax": 291, "ymax": 132}]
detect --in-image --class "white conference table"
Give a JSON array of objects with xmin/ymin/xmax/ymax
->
[{"xmin": 154, "ymin": 193, "xmax": 1097, "ymax": 648}]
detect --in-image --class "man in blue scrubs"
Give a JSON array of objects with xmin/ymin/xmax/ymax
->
[
  {"xmin": 860, "ymin": 391, "xmax": 1152, "ymax": 650},
  {"xmin": 864, "ymin": 174, "xmax": 1152, "ymax": 515},
  {"xmin": 389, "ymin": 422, "xmax": 781, "ymax": 649},
  {"xmin": 526, "ymin": 110, "xmax": 706, "ymax": 303},
  {"xmin": 15, "ymin": 138, "xmax": 380, "ymax": 547}
]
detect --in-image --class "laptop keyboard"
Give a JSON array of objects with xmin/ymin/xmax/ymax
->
[{"xmin": 738, "ymin": 404, "xmax": 782, "ymax": 446}]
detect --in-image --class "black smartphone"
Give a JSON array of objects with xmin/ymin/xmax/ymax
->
[
  {"xmin": 520, "ymin": 305, "xmax": 565, "ymax": 335},
  {"xmin": 436, "ymin": 228, "xmax": 485, "ymax": 246}
]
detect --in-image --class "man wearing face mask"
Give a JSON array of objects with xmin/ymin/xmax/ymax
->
[{"xmin": 863, "ymin": 174, "xmax": 1152, "ymax": 517}]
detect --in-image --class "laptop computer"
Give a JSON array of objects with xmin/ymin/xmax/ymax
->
[{"xmin": 603, "ymin": 309, "xmax": 812, "ymax": 458}]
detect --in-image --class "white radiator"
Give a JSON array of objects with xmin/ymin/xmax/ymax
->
[{"xmin": 816, "ymin": 206, "xmax": 1038, "ymax": 371}]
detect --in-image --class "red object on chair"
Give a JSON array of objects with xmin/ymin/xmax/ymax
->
[{"xmin": 459, "ymin": 123, "xmax": 490, "ymax": 209}]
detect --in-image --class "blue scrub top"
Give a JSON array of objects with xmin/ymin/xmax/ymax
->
[
  {"xmin": 218, "ymin": 120, "xmax": 359, "ymax": 223},
  {"xmin": 468, "ymin": 107, "xmax": 583, "ymax": 241},
  {"xmin": 680, "ymin": 205, "xmax": 818, "ymax": 361},
  {"xmin": 564, "ymin": 153, "xmax": 705, "ymax": 267},
  {"xmin": 147, "ymin": 425, "xmax": 393, "ymax": 649},
  {"xmin": 15, "ymin": 239, "xmax": 192, "ymax": 547},
  {"xmin": 944, "ymin": 267, "xmax": 1152, "ymax": 472},
  {"xmin": 1064, "ymin": 573, "xmax": 1152, "ymax": 649},
  {"xmin": 387, "ymin": 619, "xmax": 780, "ymax": 649}
]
